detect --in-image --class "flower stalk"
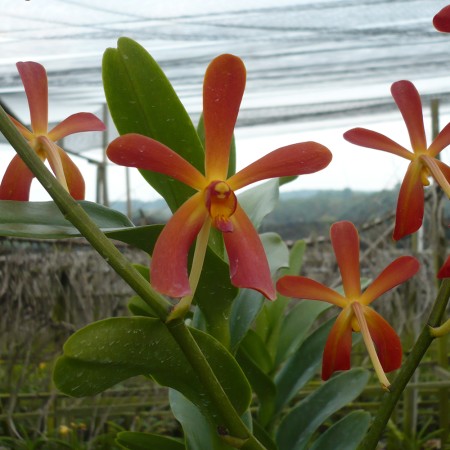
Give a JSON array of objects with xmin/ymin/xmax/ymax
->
[{"xmin": 358, "ymin": 279, "xmax": 450, "ymax": 450}]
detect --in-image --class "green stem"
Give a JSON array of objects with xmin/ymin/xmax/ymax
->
[
  {"xmin": 0, "ymin": 108, "xmax": 266, "ymax": 450},
  {"xmin": 358, "ymin": 278, "xmax": 450, "ymax": 450},
  {"xmin": 167, "ymin": 319, "xmax": 266, "ymax": 449}
]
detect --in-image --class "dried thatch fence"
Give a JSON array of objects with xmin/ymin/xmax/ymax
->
[{"xmin": 0, "ymin": 208, "xmax": 448, "ymax": 446}]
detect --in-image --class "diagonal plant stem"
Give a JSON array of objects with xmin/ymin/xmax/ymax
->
[
  {"xmin": 0, "ymin": 107, "xmax": 266, "ymax": 450},
  {"xmin": 358, "ymin": 278, "xmax": 450, "ymax": 450}
]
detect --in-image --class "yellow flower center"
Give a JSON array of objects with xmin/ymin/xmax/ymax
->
[{"xmin": 205, "ymin": 180, "xmax": 237, "ymax": 232}]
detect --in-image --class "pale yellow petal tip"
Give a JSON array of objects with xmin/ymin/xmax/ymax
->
[{"xmin": 429, "ymin": 318, "xmax": 450, "ymax": 338}]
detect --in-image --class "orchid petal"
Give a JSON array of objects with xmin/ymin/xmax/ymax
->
[
  {"xmin": 107, "ymin": 133, "xmax": 205, "ymax": 190},
  {"xmin": 223, "ymin": 204, "xmax": 276, "ymax": 300},
  {"xmin": 433, "ymin": 5, "xmax": 450, "ymax": 33},
  {"xmin": 151, "ymin": 193, "xmax": 208, "ymax": 298},
  {"xmin": 438, "ymin": 255, "xmax": 450, "ymax": 278},
  {"xmin": 391, "ymin": 81, "xmax": 427, "ymax": 153},
  {"xmin": 38, "ymin": 136, "xmax": 68, "ymax": 191},
  {"xmin": 330, "ymin": 221, "xmax": 361, "ymax": 299},
  {"xmin": 393, "ymin": 161, "xmax": 424, "ymax": 240},
  {"xmin": 428, "ymin": 121, "xmax": 450, "ymax": 157},
  {"xmin": 227, "ymin": 142, "xmax": 332, "ymax": 191},
  {"xmin": 276, "ymin": 275, "xmax": 347, "ymax": 308},
  {"xmin": 322, "ymin": 306, "xmax": 353, "ymax": 380},
  {"xmin": 0, "ymin": 154, "xmax": 34, "ymax": 201},
  {"xmin": 363, "ymin": 306, "xmax": 402, "ymax": 372},
  {"xmin": 55, "ymin": 146, "xmax": 85, "ymax": 200},
  {"xmin": 48, "ymin": 112, "xmax": 106, "ymax": 141},
  {"xmin": 203, "ymin": 54, "xmax": 246, "ymax": 180},
  {"xmin": 8, "ymin": 115, "xmax": 34, "ymax": 141},
  {"xmin": 420, "ymin": 155, "xmax": 450, "ymax": 198},
  {"xmin": 360, "ymin": 256, "xmax": 419, "ymax": 305},
  {"xmin": 343, "ymin": 128, "xmax": 412, "ymax": 160},
  {"xmin": 17, "ymin": 61, "xmax": 48, "ymax": 135}
]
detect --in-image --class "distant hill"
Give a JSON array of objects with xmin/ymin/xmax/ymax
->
[
  {"xmin": 109, "ymin": 187, "xmax": 449, "ymax": 242},
  {"xmin": 260, "ymin": 188, "xmax": 397, "ymax": 241}
]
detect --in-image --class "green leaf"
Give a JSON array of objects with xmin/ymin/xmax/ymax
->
[
  {"xmin": 0, "ymin": 200, "xmax": 133, "ymax": 238},
  {"xmin": 276, "ymin": 369, "xmax": 370, "ymax": 450},
  {"xmin": 308, "ymin": 410, "xmax": 371, "ymax": 450},
  {"xmin": 255, "ymin": 240, "xmax": 307, "ymax": 361},
  {"xmin": 249, "ymin": 420, "xmax": 278, "ymax": 450},
  {"xmin": 229, "ymin": 233, "xmax": 289, "ymax": 352},
  {"xmin": 274, "ymin": 317, "xmax": 334, "ymax": 415},
  {"xmin": 238, "ymin": 179, "xmax": 279, "ymax": 230},
  {"xmin": 107, "ymin": 224, "xmax": 162, "ymax": 254},
  {"xmin": 169, "ymin": 390, "xmax": 236, "ymax": 450},
  {"xmin": 103, "ymin": 37, "xmax": 204, "ymax": 212},
  {"xmin": 195, "ymin": 248, "xmax": 238, "ymax": 345},
  {"xmin": 236, "ymin": 343, "xmax": 276, "ymax": 427},
  {"xmin": 53, "ymin": 317, "xmax": 251, "ymax": 424},
  {"xmin": 275, "ymin": 300, "xmax": 331, "ymax": 368},
  {"xmin": 116, "ymin": 431, "xmax": 185, "ymax": 450}
]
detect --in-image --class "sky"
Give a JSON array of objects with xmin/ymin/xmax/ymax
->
[{"xmin": 1, "ymin": 0, "xmax": 450, "ymax": 205}]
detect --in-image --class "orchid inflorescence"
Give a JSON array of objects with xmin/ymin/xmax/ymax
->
[{"xmin": 1, "ymin": 6, "xmax": 450, "ymax": 416}]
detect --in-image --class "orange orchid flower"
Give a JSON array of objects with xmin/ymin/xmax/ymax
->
[
  {"xmin": 344, "ymin": 80, "xmax": 450, "ymax": 240},
  {"xmin": 0, "ymin": 61, "xmax": 106, "ymax": 200},
  {"xmin": 277, "ymin": 221, "xmax": 419, "ymax": 388},
  {"xmin": 434, "ymin": 5, "xmax": 450, "ymax": 32},
  {"xmin": 107, "ymin": 54, "xmax": 332, "ymax": 301}
]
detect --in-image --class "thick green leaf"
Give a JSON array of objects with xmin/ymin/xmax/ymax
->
[
  {"xmin": 169, "ymin": 390, "xmax": 236, "ymax": 450},
  {"xmin": 249, "ymin": 421, "xmax": 278, "ymax": 450},
  {"xmin": 53, "ymin": 317, "xmax": 251, "ymax": 424},
  {"xmin": 276, "ymin": 369, "xmax": 370, "ymax": 450},
  {"xmin": 275, "ymin": 300, "xmax": 331, "ymax": 368},
  {"xmin": 195, "ymin": 247, "xmax": 238, "ymax": 345},
  {"xmin": 116, "ymin": 431, "xmax": 185, "ymax": 450},
  {"xmin": 240, "ymin": 330, "xmax": 272, "ymax": 374},
  {"xmin": 103, "ymin": 37, "xmax": 204, "ymax": 212},
  {"xmin": 236, "ymin": 346, "xmax": 276, "ymax": 427},
  {"xmin": 308, "ymin": 410, "xmax": 371, "ymax": 450},
  {"xmin": 238, "ymin": 179, "xmax": 279, "ymax": 229},
  {"xmin": 255, "ymin": 240, "xmax": 307, "ymax": 362},
  {"xmin": 229, "ymin": 233, "xmax": 289, "ymax": 352},
  {"xmin": 274, "ymin": 317, "xmax": 334, "ymax": 415},
  {"xmin": 0, "ymin": 200, "xmax": 133, "ymax": 238},
  {"xmin": 108, "ymin": 224, "xmax": 162, "ymax": 254}
]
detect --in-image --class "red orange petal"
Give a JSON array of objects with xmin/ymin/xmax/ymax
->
[
  {"xmin": 438, "ymin": 255, "xmax": 450, "ymax": 278},
  {"xmin": 433, "ymin": 5, "xmax": 450, "ymax": 33},
  {"xmin": 203, "ymin": 54, "xmax": 246, "ymax": 180},
  {"xmin": 8, "ymin": 115, "xmax": 34, "ymax": 140},
  {"xmin": 363, "ymin": 306, "xmax": 402, "ymax": 372},
  {"xmin": 330, "ymin": 221, "xmax": 361, "ymax": 299},
  {"xmin": 48, "ymin": 112, "xmax": 106, "ymax": 141},
  {"xmin": 223, "ymin": 204, "xmax": 276, "ymax": 300},
  {"xmin": 106, "ymin": 133, "xmax": 205, "ymax": 190},
  {"xmin": 151, "ymin": 193, "xmax": 208, "ymax": 298},
  {"xmin": 56, "ymin": 146, "xmax": 85, "ymax": 200},
  {"xmin": 322, "ymin": 306, "xmax": 353, "ymax": 380},
  {"xmin": 343, "ymin": 128, "xmax": 412, "ymax": 160},
  {"xmin": 391, "ymin": 81, "xmax": 427, "ymax": 153},
  {"xmin": 360, "ymin": 256, "xmax": 419, "ymax": 305},
  {"xmin": 17, "ymin": 61, "xmax": 48, "ymax": 135},
  {"xmin": 0, "ymin": 154, "xmax": 34, "ymax": 201},
  {"xmin": 276, "ymin": 275, "xmax": 347, "ymax": 308},
  {"xmin": 227, "ymin": 142, "xmax": 332, "ymax": 191},
  {"xmin": 393, "ymin": 161, "xmax": 424, "ymax": 240},
  {"xmin": 428, "ymin": 122, "xmax": 450, "ymax": 157}
]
